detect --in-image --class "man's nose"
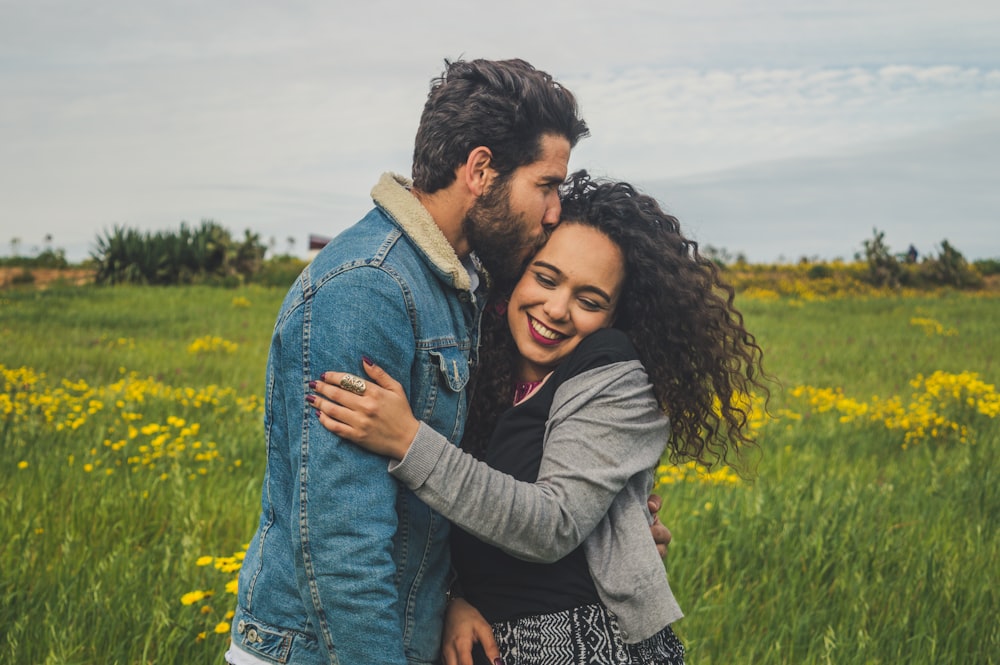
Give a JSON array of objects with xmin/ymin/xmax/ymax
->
[{"xmin": 541, "ymin": 198, "xmax": 561, "ymax": 230}]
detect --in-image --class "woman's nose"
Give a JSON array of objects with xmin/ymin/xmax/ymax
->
[{"xmin": 543, "ymin": 294, "xmax": 569, "ymax": 321}]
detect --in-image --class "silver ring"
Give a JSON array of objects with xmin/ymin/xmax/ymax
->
[{"xmin": 339, "ymin": 374, "xmax": 367, "ymax": 396}]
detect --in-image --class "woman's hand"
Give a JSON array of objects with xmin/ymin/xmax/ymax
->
[
  {"xmin": 441, "ymin": 598, "xmax": 502, "ymax": 665},
  {"xmin": 309, "ymin": 360, "xmax": 419, "ymax": 460}
]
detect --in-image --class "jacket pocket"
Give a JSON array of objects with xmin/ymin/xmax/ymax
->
[
  {"xmin": 428, "ymin": 345, "xmax": 470, "ymax": 392},
  {"xmin": 233, "ymin": 607, "xmax": 318, "ymax": 664},
  {"xmin": 411, "ymin": 344, "xmax": 469, "ymax": 443}
]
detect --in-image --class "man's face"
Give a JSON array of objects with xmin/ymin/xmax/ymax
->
[{"xmin": 463, "ymin": 133, "xmax": 570, "ymax": 284}]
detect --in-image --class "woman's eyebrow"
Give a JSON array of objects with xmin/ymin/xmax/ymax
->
[
  {"xmin": 531, "ymin": 259, "xmax": 562, "ymax": 274},
  {"xmin": 532, "ymin": 260, "xmax": 613, "ymax": 302},
  {"xmin": 579, "ymin": 284, "xmax": 613, "ymax": 302}
]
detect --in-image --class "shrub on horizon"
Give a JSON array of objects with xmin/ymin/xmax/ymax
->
[{"xmin": 91, "ymin": 221, "xmax": 267, "ymax": 286}]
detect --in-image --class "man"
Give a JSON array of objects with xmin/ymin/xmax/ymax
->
[
  {"xmin": 227, "ymin": 58, "xmax": 668, "ymax": 665},
  {"xmin": 227, "ymin": 58, "xmax": 586, "ymax": 665}
]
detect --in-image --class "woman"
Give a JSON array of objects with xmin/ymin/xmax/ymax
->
[{"xmin": 310, "ymin": 172, "xmax": 767, "ymax": 664}]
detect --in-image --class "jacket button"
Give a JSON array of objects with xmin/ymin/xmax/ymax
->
[
  {"xmin": 236, "ymin": 620, "xmax": 246, "ymax": 634},
  {"xmin": 247, "ymin": 627, "xmax": 260, "ymax": 643}
]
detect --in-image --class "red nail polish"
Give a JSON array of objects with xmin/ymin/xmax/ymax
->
[
  {"xmin": 306, "ymin": 395, "xmax": 316, "ymax": 404},
  {"xmin": 308, "ymin": 380, "xmax": 317, "ymax": 390},
  {"xmin": 362, "ymin": 356, "xmax": 374, "ymax": 366}
]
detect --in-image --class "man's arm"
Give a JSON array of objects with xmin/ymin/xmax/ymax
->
[{"xmin": 295, "ymin": 267, "xmax": 414, "ymax": 664}]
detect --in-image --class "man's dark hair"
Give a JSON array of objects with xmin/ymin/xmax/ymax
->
[{"xmin": 412, "ymin": 59, "xmax": 589, "ymax": 193}]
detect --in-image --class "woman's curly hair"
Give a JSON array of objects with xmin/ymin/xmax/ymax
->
[{"xmin": 462, "ymin": 171, "xmax": 769, "ymax": 470}]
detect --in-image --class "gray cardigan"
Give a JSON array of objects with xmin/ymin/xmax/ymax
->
[{"xmin": 387, "ymin": 359, "xmax": 684, "ymax": 643}]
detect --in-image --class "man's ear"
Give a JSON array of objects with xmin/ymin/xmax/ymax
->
[{"xmin": 463, "ymin": 146, "xmax": 495, "ymax": 197}]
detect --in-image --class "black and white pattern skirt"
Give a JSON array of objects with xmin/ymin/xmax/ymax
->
[{"xmin": 489, "ymin": 603, "xmax": 685, "ymax": 665}]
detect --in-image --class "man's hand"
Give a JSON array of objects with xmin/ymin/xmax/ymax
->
[
  {"xmin": 441, "ymin": 598, "xmax": 502, "ymax": 665},
  {"xmin": 648, "ymin": 494, "xmax": 672, "ymax": 559}
]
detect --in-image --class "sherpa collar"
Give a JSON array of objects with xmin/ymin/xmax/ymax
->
[{"xmin": 371, "ymin": 172, "xmax": 472, "ymax": 292}]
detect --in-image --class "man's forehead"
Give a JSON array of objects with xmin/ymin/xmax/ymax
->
[{"xmin": 526, "ymin": 135, "xmax": 571, "ymax": 176}]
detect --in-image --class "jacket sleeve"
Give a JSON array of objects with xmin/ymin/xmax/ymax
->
[
  {"xmin": 388, "ymin": 360, "xmax": 668, "ymax": 563},
  {"xmin": 293, "ymin": 266, "xmax": 412, "ymax": 664}
]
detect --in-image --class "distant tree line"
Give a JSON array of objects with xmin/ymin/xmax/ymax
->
[
  {"xmin": 4, "ymin": 222, "xmax": 309, "ymax": 288},
  {"xmin": 7, "ymin": 223, "xmax": 999, "ymax": 292},
  {"xmin": 856, "ymin": 228, "xmax": 990, "ymax": 289},
  {"xmin": 702, "ymin": 228, "xmax": 998, "ymax": 290},
  {"xmin": 2, "ymin": 233, "xmax": 69, "ymax": 270}
]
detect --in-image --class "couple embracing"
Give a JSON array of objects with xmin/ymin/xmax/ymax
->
[{"xmin": 226, "ymin": 58, "xmax": 765, "ymax": 665}]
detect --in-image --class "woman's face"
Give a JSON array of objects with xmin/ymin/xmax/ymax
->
[{"xmin": 507, "ymin": 222, "xmax": 625, "ymax": 381}]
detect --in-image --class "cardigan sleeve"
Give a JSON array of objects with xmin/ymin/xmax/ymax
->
[{"xmin": 388, "ymin": 359, "xmax": 669, "ymax": 563}]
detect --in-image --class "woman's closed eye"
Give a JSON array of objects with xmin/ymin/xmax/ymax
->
[{"xmin": 534, "ymin": 271, "xmax": 557, "ymax": 288}]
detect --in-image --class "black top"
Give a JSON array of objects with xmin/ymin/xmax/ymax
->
[{"xmin": 450, "ymin": 328, "xmax": 639, "ymax": 623}]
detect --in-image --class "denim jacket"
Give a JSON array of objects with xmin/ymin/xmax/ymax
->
[{"xmin": 229, "ymin": 173, "xmax": 484, "ymax": 665}]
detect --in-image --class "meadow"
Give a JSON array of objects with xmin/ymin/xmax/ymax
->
[{"xmin": 1, "ymin": 284, "xmax": 998, "ymax": 664}]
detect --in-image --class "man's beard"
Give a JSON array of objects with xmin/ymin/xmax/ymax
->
[{"xmin": 462, "ymin": 175, "xmax": 546, "ymax": 287}]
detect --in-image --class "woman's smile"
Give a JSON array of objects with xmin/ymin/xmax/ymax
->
[{"xmin": 527, "ymin": 315, "xmax": 566, "ymax": 344}]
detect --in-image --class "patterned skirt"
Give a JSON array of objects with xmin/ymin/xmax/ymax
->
[{"xmin": 489, "ymin": 603, "xmax": 685, "ymax": 665}]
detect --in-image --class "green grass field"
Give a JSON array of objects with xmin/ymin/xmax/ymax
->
[{"xmin": 2, "ymin": 285, "xmax": 998, "ymax": 664}]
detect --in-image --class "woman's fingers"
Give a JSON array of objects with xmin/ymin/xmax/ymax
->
[
  {"xmin": 309, "ymin": 373, "xmax": 377, "ymax": 421},
  {"xmin": 307, "ymin": 370, "xmax": 416, "ymax": 459},
  {"xmin": 360, "ymin": 358, "xmax": 406, "ymax": 396},
  {"xmin": 441, "ymin": 598, "xmax": 482, "ymax": 665},
  {"xmin": 308, "ymin": 390, "xmax": 360, "ymax": 434},
  {"xmin": 475, "ymin": 621, "xmax": 502, "ymax": 665},
  {"xmin": 313, "ymin": 371, "xmax": 372, "ymax": 400},
  {"xmin": 310, "ymin": 359, "xmax": 406, "ymax": 407}
]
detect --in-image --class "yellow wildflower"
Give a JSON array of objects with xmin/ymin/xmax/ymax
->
[{"xmin": 180, "ymin": 590, "xmax": 213, "ymax": 606}]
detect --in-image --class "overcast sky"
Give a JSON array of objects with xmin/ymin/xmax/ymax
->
[{"xmin": 2, "ymin": 0, "xmax": 998, "ymax": 263}]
